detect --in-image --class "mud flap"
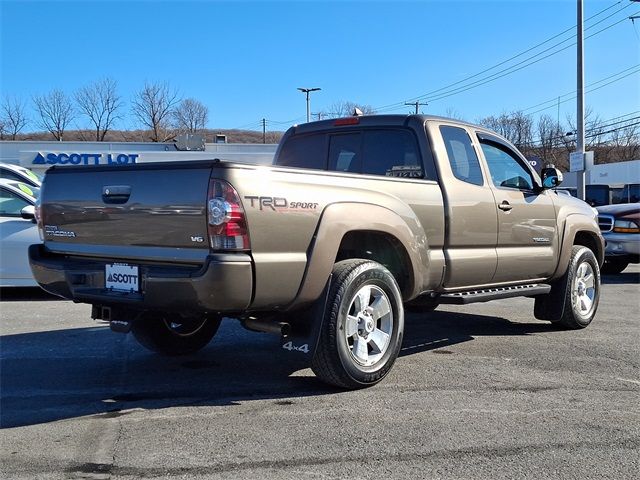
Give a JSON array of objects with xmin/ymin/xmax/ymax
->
[
  {"xmin": 279, "ymin": 275, "xmax": 332, "ymax": 363},
  {"xmin": 534, "ymin": 276, "xmax": 568, "ymax": 322}
]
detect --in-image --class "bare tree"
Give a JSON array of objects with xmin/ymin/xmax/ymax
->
[
  {"xmin": 131, "ymin": 82, "xmax": 180, "ymax": 142},
  {"xmin": 444, "ymin": 108, "xmax": 466, "ymax": 121},
  {"xmin": 75, "ymin": 78, "xmax": 123, "ymax": 141},
  {"xmin": 33, "ymin": 89, "xmax": 74, "ymax": 141},
  {"xmin": 1, "ymin": 96, "xmax": 29, "ymax": 140},
  {"xmin": 320, "ymin": 101, "xmax": 376, "ymax": 119},
  {"xmin": 172, "ymin": 98, "xmax": 208, "ymax": 133},
  {"xmin": 535, "ymin": 114, "xmax": 565, "ymax": 166},
  {"xmin": 478, "ymin": 111, "xmax": 533, "ymax": 151}
]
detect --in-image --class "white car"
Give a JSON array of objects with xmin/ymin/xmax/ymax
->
[
  {"xmin": 0, "ymin": 162, "xmax": 42, "ymax": 188},
  {"xmin": 0, "ymin": 179, "xmax": 41, "ymax": 287}
]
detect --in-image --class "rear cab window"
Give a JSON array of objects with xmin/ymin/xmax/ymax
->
[{"xmin": 276, "ymin": 128, "xmax": 426, "ymax": 179}]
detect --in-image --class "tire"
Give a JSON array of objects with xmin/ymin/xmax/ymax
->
[
  {"xmin": 535, "ymin": 246, "xmax": 600, "ymax": 329},
  {"xmin": 131, "ymin": 313, "xmax": 221, "ymax": 356},
  {"xmin": 600, "ymin": 260, "xmax": 628, "ymax": 275},
  {"xmin": 311, "ymin": 259, "xmax": 404, "ymax": 389}
]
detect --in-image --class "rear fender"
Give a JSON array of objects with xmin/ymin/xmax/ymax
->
[{"xmin": 287, "ymin": 202, "xmax": 427, "ymax": 311}]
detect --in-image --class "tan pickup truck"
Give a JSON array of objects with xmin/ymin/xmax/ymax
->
[{"xmin": 29, "ymin": 115, "xmax": 604, "ymax": 389}]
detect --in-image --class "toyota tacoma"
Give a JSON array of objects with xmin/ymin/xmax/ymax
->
[{"xmin": 29, "ymin": 115, "xmax": 604, "ymax": 389}]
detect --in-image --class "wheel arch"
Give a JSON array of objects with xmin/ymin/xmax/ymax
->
[
  {"xmin": 286, "ymin": 202, "xmax": 427, "ymax": 310},
  {"xmin": 551, "ymin": 215, "xmax": 605, "ymax": 281}
]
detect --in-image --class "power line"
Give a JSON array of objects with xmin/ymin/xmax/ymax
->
[
  {"xmin": 374, "ymin": 1, "xmax": 634, "ymax": 112},
  {"xmin": 521, "ymin": 64, "xmax": 640, "ymax": 113},
  {"xmin": 525, "ymin": 67, "xmax": 640, "ymax": 116}
]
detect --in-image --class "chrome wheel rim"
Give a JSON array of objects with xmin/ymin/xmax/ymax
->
[
  {"xmin": 572, "ymin": 261, "xmax": 596, "ymax": 317},
  {"xmin": 344, "ymin": 285, "xmax": 393, "ymax": 367}
]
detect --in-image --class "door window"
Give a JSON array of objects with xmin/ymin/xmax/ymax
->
[
  {"xmin": 0, "ymin": 188, "xmax": 30, "ymax": 217},
  {"xmin": 440, "ymin": 126, "xmax": 484, "ymax": 186},
  {"xmin": 480, "ymin": 141, "xmax": 534, "ymax": 190}
]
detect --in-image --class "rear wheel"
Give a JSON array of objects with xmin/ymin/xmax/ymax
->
[
  {"xmin": 311, "ymin": 259, "xmax": 404, "ymax": 389},
  {"xmin": 132, "ymin": 313, "xmax": 222, "ymax": 356},
  {"xmin": 600, "ymin": 260, "xmax": 628, "ymax": 275}
]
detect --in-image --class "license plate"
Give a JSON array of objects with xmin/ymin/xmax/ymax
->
[{"xmin": 105, "ymin": 263, "xmax": 139, "ymax": 292}]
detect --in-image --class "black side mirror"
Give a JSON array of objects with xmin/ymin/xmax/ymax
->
[{"xmin": 541, "ymin": 167, "xmax": 563, "ymax": 189}]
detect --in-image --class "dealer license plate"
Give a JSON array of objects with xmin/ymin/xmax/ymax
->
[{"xmin": 105, "ymin": 263, "xmax": 139, "ymax": 292}]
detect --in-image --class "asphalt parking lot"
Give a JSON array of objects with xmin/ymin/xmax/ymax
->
[{"xmin": 1, "ymin": 267, "xmax": 639, "ymax": 480}]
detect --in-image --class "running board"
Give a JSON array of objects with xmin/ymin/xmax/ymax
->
[{"xmin": 439, "ymin": 284, "xmax": 552, "ymax": 305}]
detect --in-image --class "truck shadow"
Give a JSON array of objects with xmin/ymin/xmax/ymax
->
[
  {"xmin": 601, "ymin": 270, "xmax": 640, "ymax": 284},
  {"xmin": 1, "ymin": 312, "xmax": 555, "ymax": 429}
]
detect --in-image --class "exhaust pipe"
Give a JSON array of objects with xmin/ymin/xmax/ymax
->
[{"xmin": 242, "ymin": 317, "xmax": 291, "ymax": 337}]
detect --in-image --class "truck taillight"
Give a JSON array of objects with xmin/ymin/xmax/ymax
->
[{"xmin": 207, "ymin": 179, "xmax": 250, "ymax": 250}]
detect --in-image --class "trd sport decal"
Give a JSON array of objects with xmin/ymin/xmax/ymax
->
[{"xmin": 244, "ymin": 196, "xmax": 318, "ymax": 211}]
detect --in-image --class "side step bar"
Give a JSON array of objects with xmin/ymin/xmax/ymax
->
[{"xmin": 438, "ymin": 284, "xmax": 551, "ymax": 305}]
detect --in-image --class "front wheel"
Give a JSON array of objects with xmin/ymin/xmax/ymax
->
[
  {"xmin": 311, "ymin": 259, "xmax": 404, "ymax": 389},
  {"xmin": 535, "ymin": 246, "xmax": 600, "ymax": 329},
  {"xmin": 131, "ymin": 313, "xmax": 222, "ymax": 356}
]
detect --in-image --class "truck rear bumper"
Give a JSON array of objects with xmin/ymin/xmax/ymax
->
[{"xmin": 28, "ymin": 244, "xmax": 253, "ymax": 313}]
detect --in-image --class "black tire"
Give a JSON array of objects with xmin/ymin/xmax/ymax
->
[
  {"xmin": 600, "ymin": 260, "xmax": 628, "ymax": 275},
  {"xmin": 535, "ymin": 246, "xmax": 600, "ymax": 329},
  {"xmin": 311, "ymin": 259, "xmax": 404, "ymax": 389},
  {"xmin": 131, "ymin": 313, "xmax": 221, "ymax": 356}
]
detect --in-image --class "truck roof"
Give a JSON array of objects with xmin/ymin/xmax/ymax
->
[{"xmin": 292, "ymin": 114, "xmax": 480, "ymax": 134}]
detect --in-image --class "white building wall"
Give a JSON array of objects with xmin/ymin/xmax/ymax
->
[{"xmin": 0, "ymin": 141, "xmax": 277, "ymax": 175}]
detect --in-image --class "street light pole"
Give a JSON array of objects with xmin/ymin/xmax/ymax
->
[
  {"xmin": 297, "ymin": 87, "xmax": 321, "ymax": 123},
  {"xmin": 576, "ymin": 0, "xmax": 586, "ymax": 200}
]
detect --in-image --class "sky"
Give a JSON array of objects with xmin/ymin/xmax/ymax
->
[{"xmin": 1, "ymin": 0, "xmax": 639, "ymax": 133}]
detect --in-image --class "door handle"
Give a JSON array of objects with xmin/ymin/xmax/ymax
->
[
  {"xmin": 102, "ymin": 185, "xmax": 131, "ymax": 204},
  {"xmin": 498, "ymin": 201, "xmax": 513, "ymax": 211}
]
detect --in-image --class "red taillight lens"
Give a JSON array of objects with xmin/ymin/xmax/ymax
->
[{"xmin": 207, "ymin": 179, "xmax": 250, "ymax": 250}]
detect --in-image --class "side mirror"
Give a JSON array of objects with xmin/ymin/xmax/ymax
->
[
  {"xmin": 20, "ymin": 205, "xmax": 36, "ymax": 220},
  {"xmin": 541, "ymin": 167, "xmax": 563, "ymax": 189}
]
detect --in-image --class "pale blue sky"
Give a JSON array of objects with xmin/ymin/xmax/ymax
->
[{"xmin": 1, "ymin": 0, "xmax": 639, "ymax": 132}]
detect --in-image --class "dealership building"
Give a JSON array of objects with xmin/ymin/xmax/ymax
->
[{"xmin": 0, "ymin": 139, "xmax": 278, "ymax": 176}]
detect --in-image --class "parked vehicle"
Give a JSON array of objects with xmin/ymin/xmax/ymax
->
[
  {"xmin": 596, "ymin": 203, "xmax": 640, "ymax": 274},
  {"xmin": 0, "ymin": 179, "xmax": 40, "ymax": 286},
  {"xmin": 0, "ymin": 163, "xmax": 42, "ymax": 188},
  {"xmin": 29, "ymin": 115, "xmax": 604, "ymax": 388}
]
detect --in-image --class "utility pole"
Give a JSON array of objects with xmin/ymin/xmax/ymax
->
[
  {"xmin": 576, "ymin": 0, "xmax": 586, "ymax": 201},
  {"xmin": 262, "ymin": 118, "xmax": 266, "ymax": 144},
  {"xmin": 404, "ymin": 101, "xmax": 428, "ymax": 114},
  {"xmin": 297, "ymin": 87, "xmax": 321, "ymax": 123}
]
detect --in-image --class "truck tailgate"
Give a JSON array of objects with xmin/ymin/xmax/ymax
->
[{"xmin": 41, "ymin": 162, "xmax": 213, "ymax": 263}]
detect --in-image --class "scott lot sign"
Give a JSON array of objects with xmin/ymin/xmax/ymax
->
[{"xmin": 32, "ymin": 152, "xmax": 139, "ymax": 166}]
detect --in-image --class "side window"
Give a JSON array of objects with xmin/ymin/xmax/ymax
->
[
  {"xmin": 0, "ymin": 188, "xmax": 30, "ymax": 217},
  {"xmin": 276, "ymin": 133, "xmax": 327, "ymax": 170},
  {"xmin": 0, "ymin": 169, "xmax": 26, "ymax": 183},
  {"xmin": 480, "ymin": 141, "xmax": 534, "ymax": 190},
  {"xmin": 328, "ymin": 133, "xmax": 361, "ymax": 173},
  {"xmin": 439, "ymin": 126, "xmax": 484, "ymax": 186},
  {"xmin": 362, "ymin": 130, "xmax": 422, "ymax": 177}
]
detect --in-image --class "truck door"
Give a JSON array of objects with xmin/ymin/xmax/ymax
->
[
  {"xmin": 431, "ymin": 123, "xmax": 498, "ymax": 288},
  {"xmin": 476, "ymin": 133, "xmax": 558, "ymax": 283}
]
